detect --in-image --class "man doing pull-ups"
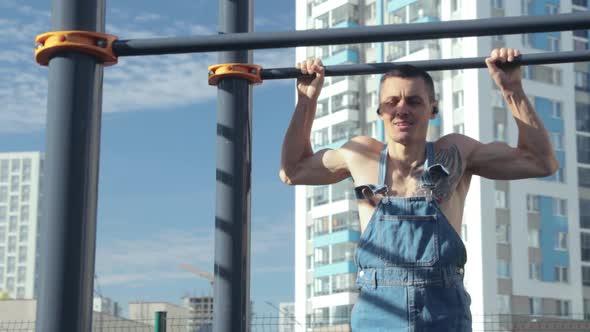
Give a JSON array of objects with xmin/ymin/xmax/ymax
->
[{"xmin": 280, "ymin": 48, "xmax": 558, "ymax": 331}]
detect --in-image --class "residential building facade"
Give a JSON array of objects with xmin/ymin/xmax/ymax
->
[{"xmin": 294, "ymin": 0, "xmax": 590, "ymax": 331}]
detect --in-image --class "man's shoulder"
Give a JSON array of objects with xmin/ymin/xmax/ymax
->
[
  {"xmin": 433, "ymin": 133, "xmax": 480, "ymax": 155},
  {"xmin": 339, "ymin": 135, "xmax": 382, "ymax": 159}
]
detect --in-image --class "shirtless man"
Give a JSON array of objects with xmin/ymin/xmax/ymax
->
[{"xmin": 280, "ymin": 48, "xmax": 558, "ymax": 331}]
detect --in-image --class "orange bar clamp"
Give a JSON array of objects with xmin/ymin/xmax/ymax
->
[
  {"xmin": 208, "ymin": 63, "xmax": 263, "ymax": 85},
  {"xmin": 35, "ymin": 31, "xmax": 118, "ymax": 66}
]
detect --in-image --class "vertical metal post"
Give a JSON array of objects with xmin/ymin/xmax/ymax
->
[
  {"xmin": 155, "ymin": 311, "xmax": 167, "ymax": 332},
  {"xmin": 35, "ymin": 0, "xmax": 105, "ymax": 331},
  {"xmin": 213, "ymin": 0, "xmax": 253, "ymax": 331}
]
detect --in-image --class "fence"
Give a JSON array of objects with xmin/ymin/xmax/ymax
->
[{"xmin": 2, "ymin": 314, "xmax": 590, "ymax": 332}]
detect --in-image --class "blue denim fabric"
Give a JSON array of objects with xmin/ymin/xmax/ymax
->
[{"xmin": 351, "ymin": 142, "xmax": 472, "ymax": 332}]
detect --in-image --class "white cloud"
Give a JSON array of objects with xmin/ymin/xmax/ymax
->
[
  {"xmin": 0, "ymin": 5, "xmax": 295, "ymax": 133},
  {"xmin": 96, "ymin": 214, "xmax": 293, "ymax": 286}
]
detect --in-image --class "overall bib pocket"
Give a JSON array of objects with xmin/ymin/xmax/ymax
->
[{"xmin": 377, "ymin": 214, "xmax": 439, "ymax": 267}]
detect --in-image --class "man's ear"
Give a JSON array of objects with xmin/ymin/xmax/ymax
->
[{"xmin": 430, "ymin": 101, "xmax": 439, "ymax": 118}]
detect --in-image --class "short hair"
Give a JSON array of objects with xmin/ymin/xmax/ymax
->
[{"xmin": 377, "ymin": 64, "xmax": 438, "ymax": 115}]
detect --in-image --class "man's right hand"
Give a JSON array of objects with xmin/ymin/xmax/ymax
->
[{"xmin": 296, "ymin": 58, "xmax": 325, "ymax": 101}]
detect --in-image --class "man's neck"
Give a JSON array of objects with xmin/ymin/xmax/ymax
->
[{"xmin": 386, "ymin": 140, "xmax": 427, "ymax": 176}]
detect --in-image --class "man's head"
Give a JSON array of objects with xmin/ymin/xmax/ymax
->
[{"xmin": 377, "ymin": 65, "xmax": 438, "ymax": 145}]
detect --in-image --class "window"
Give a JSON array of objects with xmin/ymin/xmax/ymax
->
[
  {"xmin": 496, "ymin": 224, "xmax": 510, "ymax": 244},
  {"xmin": 17, "ymin": 266, "xmax": 26, "ymax": 283},
  {"xmin": 576, "ymin": 71, "xmax": 590, "ymax": 91},
  {"xmin": 453, "ymin": 124, "xmax": 464, "ymax": 134},
  {"xmin": 8, "ymin": 216, "xmax": 16, "ymax": 232},
  {"xmin": 18, "ymin": 225, "xmax": 29, "ymax": 242},
  {"xmin": 583, "ymin": 266, "xmax": 590, "ymax": 286},
  {"xmin": 312, "ymin": 128, "xmax": 329, "ymax": 147},
  {"xmin": 494, "ymin": 122, "xmax": 506, "ymax": 141},
  {"xmin": 581, "ymin": 199, "xmax": 590, "ymax": 229},
  {"xmin": 578, "ymin": 136, "xmax": 590, "ymax": 164},
  {"xmin": 7, "ymin": 235, "xmax": 16, "ymax": 253},
  {"xmin": 312, "ymin": 185, "xmax": 329, "ymax": 206},
  {"xmin": 553, "ymin": 199, "xmax": 567, "ymax": 216},
  {"xmin": 332, "ymin": 304, "xmax": 354, "ymax": 324},
  {"xmin": 579, "ymin": 168, "xmax": 590, "ymax": 188},
  {"xmin": 331, "ymin": 3, "xmax": 358, "ymax": 26},
  {"xmin": 306, "ymin": 225, "xmax": 313, "ymax": 240},
  {"xmin": 545, "ymin": 3, "xmax": 558, "ymax": 15},
  {"xmin": 530, "ymin": 297, "xmax": 543, "ymax": 315},
  {"xmin": 529, "ymin": 263, "xmax": 541, "ymax": 280},
  {"xmin": 9, "ymin": 195, "xmax": 18, "ymax": 213},
  {"xmin": 582, "ymin": 233, "xmax": 590, "ymax": 261},
  {"xmin": 554, "ymin": 266, "xmax": 568, "ymax": 283},
  {"xmin": 551, "ymin": 100, "xmax": 562, "ymax": 118},
  {"xmin": 556, "ymin": 300, "xmax": 570, "ymax": 317},
  {"xmin": 332, "ymin": 242, "xmax": 356, "ymax": 263},
  {"xmin": 16, "ymin": 287, "xmax": 25, "ymax": 299},
  {"xmin": 495, "ymin": 190, "xmax": 507, "ymax": 209},
  {"xmin": 18, "ymin": 246, "xmax": 26, "ymax": 263},
  {"xmin": 491, "ymin": 0, "xmax": 504, "ymax": 9},
  {"xmin": 10, "ymin": 159, "xmax": 20, "ymax": 172},
  {"xmin": 451, "ymin": 0, "xmax": 460, "ymax": 12},
  {"xmin": 550, "ymin": 133, "xmax": 563, "ymax": 150},
  {"xmin": 452, "ymin": 90, "xmax": 464, "ymax": 110},
  {"xmin": 461, "ymin": 224, "xmax": 468, "ymax": 242},
  {"xmin": 313, "ymin": 216, "xmax": 329, "ymax": 236},
  {"xmin": 306, "ymin": 254, "xmax": 313, "ymax": 270},
  {"xmin": 497, "ymin": 294, "xmax": 511, "ymax": 314},
  {"xmin": 556, "ymin": 232, "xmax": 568, "ymax": 250},
  {"xmin": 0, "ymin": 186, "xmax": 7, "ymax": 203},
  {"xmin": 10, "ymin": 175, "xmax": 18, "ymax": 192},
  {"xmin": 548, "ymin": 36, "xmax": 560, "ymax": 51},
  {"xmin": 314, "ymin": 247, "xmax": 329, "ymax": 267},
  {"xmin": 529, "ymin": 228, "xmax": 540, "ymax": 248},
  {"xmin": 7, "ymin": 256, "xmax": 15, "ymax": 273},
  {"xmin": 577, "ymin": 103, "xmax": 590, "ymax": 132},
  {"xmin": 20, "ymin": 185, "xmax": 30, "ymax": 202},
  {"xmin": 332, "ymin": 273, "xmax": 356, "ymax": 293},
  {"xmin": 332, "ymin": 211, "xmax": 359, "ymax": 232},
  {"xmin": 0, "ymin": 225, "xmax": 4, "ymax": 240},
  {"xmin": 364, "ymin": 2, "xmax": 376, "ymax": 21},
  {"xmin": 497, "ymin": 259, "xmax": 511, "ymax": 278},
  {"xmin": 314, "ymin": 277, "xmax": 330, "ymax": 297},
  {"xmin": 527, "ymin": 194, "xmax": 539, "ymax": 212}
]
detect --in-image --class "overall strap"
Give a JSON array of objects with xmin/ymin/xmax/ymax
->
[
  {"xmin": 422, "ymin": 142, "xmax": 436, "ymax": 188},
  {"xmin": 353, "ymin": 144, "xmax": 389, "ymax": 199},
  {"xmin": 377, "ymin": 144, "xmax": 389, "ymax": 186},
  {"xmin": 425, "ymin": 142, "xmax": 435, "ymax": 170}
]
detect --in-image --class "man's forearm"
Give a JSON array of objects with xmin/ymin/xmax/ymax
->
[
  {"xmin": 281, "ymin": 97, "xmax": 317, "ymax": 173},
  {"xmin": 504, "ymin": 87, "xmax": 559, "ymax": 172}
]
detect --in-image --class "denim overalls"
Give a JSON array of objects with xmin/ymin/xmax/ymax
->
[{"xmin": 351, "ymin": 142, "xmax": 472, "ymax": 332}]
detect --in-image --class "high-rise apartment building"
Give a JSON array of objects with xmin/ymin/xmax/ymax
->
[
  {"xmin": 0, "ymin": 152, "xmax": 43, "ymax": 300},
  {"xmin": 294, "ymin": 0, "xmax": 590, "ymax": 331}
]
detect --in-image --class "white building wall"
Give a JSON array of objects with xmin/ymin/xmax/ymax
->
[{"xmin": 0, "ymin": 152, "xmax": 43, "ymax": 300}]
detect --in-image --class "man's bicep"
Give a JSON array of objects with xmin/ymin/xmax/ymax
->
[
  {"xmin": 465, "ymin": 139, "xmax": 549, "ymax": 180},
  {"xmin": 288, "ymin": 148, "xmax": 351, "ymax": 185}
]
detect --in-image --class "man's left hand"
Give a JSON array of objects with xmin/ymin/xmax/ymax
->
[{"xmin": 485, "ymin": 47, "xmax": 522, "ymax": 93}]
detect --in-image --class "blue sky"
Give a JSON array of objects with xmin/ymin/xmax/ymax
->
[{"xmin": 1, "ymin": 0, "xmax": 298, "ymax": 316}]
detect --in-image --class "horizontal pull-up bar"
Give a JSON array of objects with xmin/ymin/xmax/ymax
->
[
  {"xmin": 112, "ymin": 13, "xmax": 590, "ymax": 56},
  {"xmin": 260, "ymin": 50, "xmax": 590, "ymax": 80}
]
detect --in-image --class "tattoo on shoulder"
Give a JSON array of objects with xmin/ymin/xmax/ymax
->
[{"xmin": 415, "ymin": 144, "xmax": 463, "ymax": 201}]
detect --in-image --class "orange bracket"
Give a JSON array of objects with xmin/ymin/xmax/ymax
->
[
  {"xmin": 208, "ymin": 64, "xmax": 263, "ymax": 86},
  {"xmin": 35, "ymin": 31, "xmax": 118, "ymax": 66}
]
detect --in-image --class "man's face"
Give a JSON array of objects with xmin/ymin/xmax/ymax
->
[{"xmin": 378, "ymin": 76, "xmax": 437, "ymax": 145}]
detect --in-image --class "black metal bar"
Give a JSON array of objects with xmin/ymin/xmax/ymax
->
[
  {"xmin": 112, "ymin": 12, "xmax": 590, "ymax": 56},
  {"xmin": 260, "ymin": 50, "xmax": 590, "ymax": 79},
  {"xmin": 35, "ymin": 0, "xmax": 105, "ymax": 332},
  {"xmin": 213, "ymin": 0, "xmax": 252, "ymax": 331}
]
